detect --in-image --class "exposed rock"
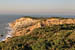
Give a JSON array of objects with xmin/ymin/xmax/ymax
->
[
  {"xmin": 0, "ymin": 34, "xmax": 3, "ymax": 37},
  {"xmin": 9, "ymin": 17, "xmax": 75, "ymax": 36}
]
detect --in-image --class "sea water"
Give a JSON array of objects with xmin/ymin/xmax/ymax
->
[{"xmin": 0, "ymin": 15, "xmax": 21, "ymax": 41}]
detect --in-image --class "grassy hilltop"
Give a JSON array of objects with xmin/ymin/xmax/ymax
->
[{"xmin": 0, "ymin": 16, "xmax": 75, "ymax": 50}]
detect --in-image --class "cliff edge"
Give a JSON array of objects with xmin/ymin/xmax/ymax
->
[{"xmin": 9, "ymin": 17, "xmax": 75, "ymax": 36}]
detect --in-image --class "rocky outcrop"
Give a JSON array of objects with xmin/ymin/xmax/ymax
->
[{"xmin": 9, "ymin": 17, "xmax": 75, "ymax": 36}]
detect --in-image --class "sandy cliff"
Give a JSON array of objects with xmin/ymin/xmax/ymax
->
[{"xmin": 9, "ymin": 17, "xmax": 75, "ymax": 36}]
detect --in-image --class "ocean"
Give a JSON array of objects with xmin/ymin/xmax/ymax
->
[
  {"xmin": 0, "ymin": 15, "xmax": 22, "ymax": 41},
  {"xmin": 0, "ymin": 15, "xmax": 75, "ymax": 41}
]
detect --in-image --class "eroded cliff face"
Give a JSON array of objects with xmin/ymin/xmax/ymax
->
[
  {"xmin": 9, "ymin": 17, "xmax": 41, "ymax": 36},
  {"xmin": 9, "ymin": 17, "xmax": 75, "ymax": 36}
]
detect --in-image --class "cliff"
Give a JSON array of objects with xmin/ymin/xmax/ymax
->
[
  {"xmin": 9, "ymin": 17, "xmax": 75, "ymax": 36},
  {"xmin": 0, "ymin": 17, "xmax": 75, "ymax": 50}
]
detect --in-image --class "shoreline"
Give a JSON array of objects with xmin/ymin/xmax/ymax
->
[{"xmin": 1, "ymin": 23, "xmax": 13, "ymax": 41}]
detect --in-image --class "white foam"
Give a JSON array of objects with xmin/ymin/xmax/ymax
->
[{"xmin": 1, "ymin": 23, "xmax": 13, "ymax": 41}]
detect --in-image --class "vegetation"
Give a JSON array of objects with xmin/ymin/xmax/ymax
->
[
  {"xmin": 23, "ymin": 16, "xmax": 47, "ymax": 19},
  {"xmin": 23, "ymin": 16, "xmax": 75, "ymax": 19},
  {"xmin": 0, "ymin": 24, "xmax": 75, "ymax": 50}
]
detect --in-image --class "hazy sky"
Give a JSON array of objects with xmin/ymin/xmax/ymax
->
[{"xmin": 0, "ymin": 0, "xmax": 75, "ymax": 15}]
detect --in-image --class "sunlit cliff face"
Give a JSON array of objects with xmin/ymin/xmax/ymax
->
[{"xmin": 9, "ymin": 17, "xmax": 75, "ymax": 36}]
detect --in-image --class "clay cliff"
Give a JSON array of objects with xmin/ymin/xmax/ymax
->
[{"xmin": 9, "ymin": 17, "xmax": 75, "ymax": 36}]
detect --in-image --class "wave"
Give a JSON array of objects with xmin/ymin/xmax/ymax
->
[{"xmin": 1, "ymin": 23, "xmax": 13, "ymax": 41}]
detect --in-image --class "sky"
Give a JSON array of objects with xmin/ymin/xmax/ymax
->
[{"xmin": 0, "ymin": 0, "xmax": 75, "ymax": 16}]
